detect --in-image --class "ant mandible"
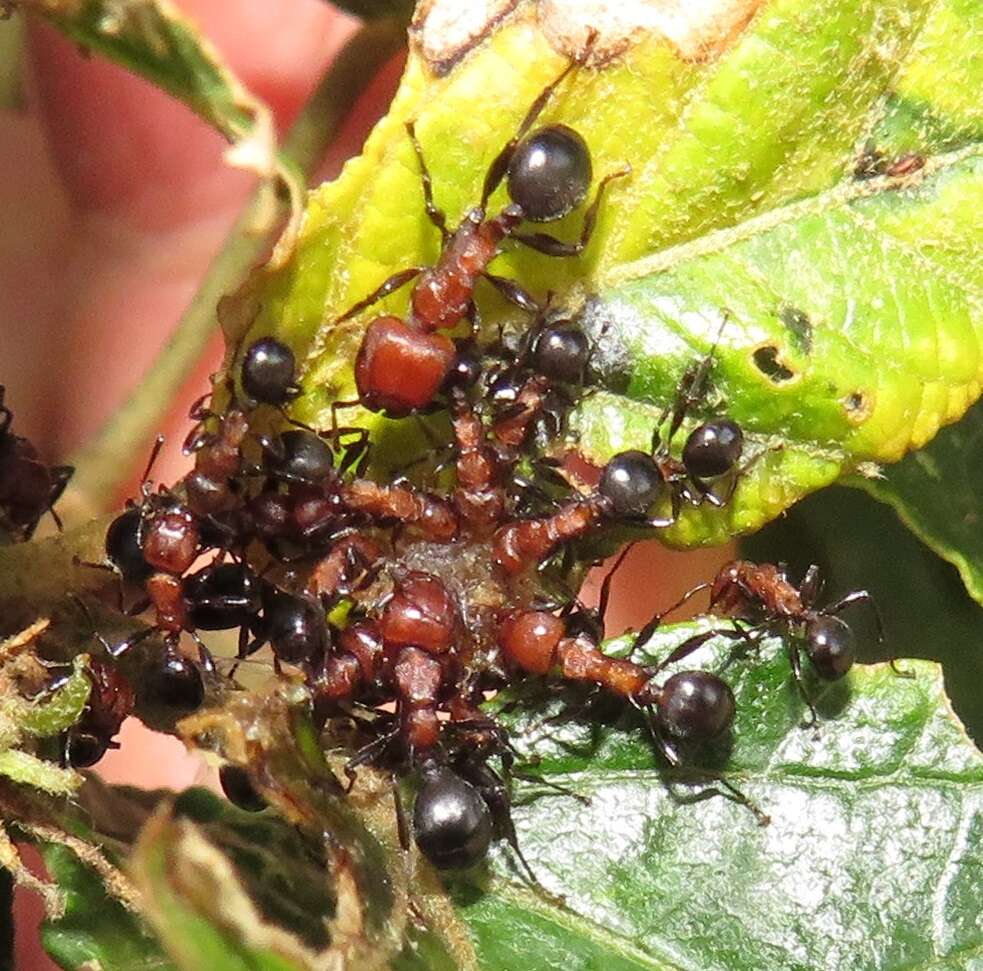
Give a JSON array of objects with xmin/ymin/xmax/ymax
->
[{"xmin": 333, "ymin": 41, "xmax": 629, "ymax": 418}]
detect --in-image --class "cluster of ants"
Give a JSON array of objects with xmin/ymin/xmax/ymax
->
[{"xmin": 12, "ymin": 49, "xmax": 879, "ymax": 878}]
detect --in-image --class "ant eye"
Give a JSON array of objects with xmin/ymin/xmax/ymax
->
[
  {"xmin": 531, "ymin": 325, "xmax": 590, "ymax": 383},
  {"xmin": 805, "ymin": 615, "xmax": 855, "ymax": 680},
  {"xmin": 507, "ymin": 124, "xmax": 592, "ymax": 222},
  {"xmin": 598, "ymin": 450, "xmax": 664, "ymax": 516},
  {"xmin": 105, "ymin": 508, "xmax": 152, "ymax": 583},
  {"xmin": 219, "ymin": 764, "xmax": 267, "ymax": 812},
  {"xmin": 413, "ymin": 767, "xmax": 492, "ymax": 870},
  {"xmin": 658, "ymin": 671, "xmax": 735, "ymax": 742},
  {"xmin": 143, "ymin": 655, "xmax": 204, "ymax": 712},
  {"xmin": 241, "ymin": 338, "xmax": 298, "ymax": 406},
  {"xmin": 682, "ymin": 419, "xmax": 744, "ymax": 479}
]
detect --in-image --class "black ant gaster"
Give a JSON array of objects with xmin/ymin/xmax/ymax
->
[{"xmin": 333, "ymin": 42, "xmax": 629, "ymax": 418}]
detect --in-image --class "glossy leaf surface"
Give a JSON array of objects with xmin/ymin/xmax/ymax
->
[
  {"xmin": 457, "ymin": 626, "xmax": 983, "ymax": 971},
  {"xmin": 223, "ymin": 0, "xmax": 983, "ymax": 548},
  {"xmin": 855, "ymin": 399, "xmax": 983, "ymax": 606}
]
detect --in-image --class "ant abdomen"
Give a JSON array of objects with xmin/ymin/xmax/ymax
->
[
  {"xmin": 598, "ymin": 450, "xmax": 665, "ymax": 516},
  {"xmin": 413, "ymin": 765, "xmax": 493, "ymax": 870},
  {"xmin": 142, "ymin": 654, "xmax": 205, "ymax": 713},
  {"xmin": 654, "ymin": 671, "xmax": 736, "ymax": 742},
  {"xmin": 682, "ymin": 419, "xmax": 744, "ymax": 480},
  {"xmin": 507, "ymin": 123, "xmax": 592, "ymax": 222},
  {"xmin": 805, "ymin": 615, "xmax": 855, "ymax": 680}
]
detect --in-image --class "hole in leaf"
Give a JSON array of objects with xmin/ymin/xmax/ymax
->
[
  {"xmin": 843, "ymin": 391, "xmax": 873, "ymax": 423},
  {"xmin": 752, "ymin": 346, "xmax": 795, "ymax": 383}
]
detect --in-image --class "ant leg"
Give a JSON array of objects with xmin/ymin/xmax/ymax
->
[
  {"xmin": 824, "ymin": 589, "xmax": 884, "ymax": 643},
  {"xmin": 632, "ymin": 580, "xmax": 713, "ymax": 653},
  {"xmin": 640, "ymin": 487, "xmax": 681, "ymax": 530},
  {"xmin": 343, "ymin": 726, "xmax": 400, "ymax": 792},
  {"xmin": 480, "ymin": 51, "xmax": 589, "ymax": 206},
  {"xmin": 461, "ymin": 759, "xmax": 544, "ymax": 886},
  {"xmin": 188, "ymin": 632, "xmax": 217, "ymax": 675},
  {"xmin": 392, "ymin": 781, "xmax": 411, "ymax": 851},
  {"xmin": 701, "ymin": 444, "xmax": 780, "ymax": 509},
  {"xmin": 335, "ymin": 266, "xmax": 426, "ymax": 324},
  {"xmin": 481, "ymin": 272, "xmax": 542, "ymax": 315},
  {"xmin": 405, "ymin": 122, "xmax": 450, "ymax": 243},
  {"xmin": 787, "ymin": 644, "xmax": 818, "ymax": 727},
  {"xmin": 31, "ymin": 465, "xmax": 74, "ymax": 537},
  {"xmin": 104, "ymin": 625, "xmax": 157, "ymax": 660},
  {"xmin": 498, "ymin": 746, "xmax": 590, "ymax": 806},
  {"xmin": 646, "ymin": 716, "xmax": 770, "ymax": 826},
  {"xmin": 650, "ymin": 627, "xmax": 744, "ymax": 673},
  {"xmin": 186, "ymin": 392, "xmax": 216, "ymax": 428},
  {"xmin": 510, "ymin": 166, "xmax": 631, "ymax": 257},
  {"xmin": 800, "ymin": 565, "xmax": 823, "ymax": 608}
]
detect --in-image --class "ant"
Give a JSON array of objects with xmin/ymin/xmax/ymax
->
[
  {"xmin": 496, "ymin": 603, "xmax": 767, "ymax": 823},
  {"xmin": 56, "ymin": 657, "xmax": 135, "ymax": 768},
  {"xmin": 183, "ymin": 337, "xmax": 301, "ymax": 519},
  {"xmin": 67, "ymin": 595, "xmax": 205, "ymax": 733},
  {"xmin": 485, "ymin": 303, "xmax": 595, "ymax": 449},
  {"xmin": 636, "ymin": 560, "xmax": 883, "ymax": 724},
  {"xmin": 0, "ymin": 386, "xmax": 73, "ymax": 541},
  {"xmin": 332, "ymin": 40, "xmax": 629, "ymax": 419},
  {"xmin": 492, "ymin": 336, "xmax": 757, "ymax": 575}
]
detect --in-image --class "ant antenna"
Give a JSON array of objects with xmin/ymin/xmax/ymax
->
[
  {"xmin": 631, "ymin": 579, "xmax": 712, "ymax": 659},
  {"xmin": 137, "ymin": 435, "xmax": 166, "ymax": 500},
  {"xmin": 67, "ymin": 594, "xmax": 116, "ymax": 657}
]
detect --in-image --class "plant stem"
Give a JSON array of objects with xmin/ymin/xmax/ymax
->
[{"xmin": 64, "ymin": 18, "xmax": 406, "ymax": 518}]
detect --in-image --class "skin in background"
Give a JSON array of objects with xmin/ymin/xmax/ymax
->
[{"xmin": 0, "ymin": 2, "xmax": 731, "ymax": 965}]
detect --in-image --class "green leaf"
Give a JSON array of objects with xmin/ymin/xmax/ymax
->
[
  {"xmin": 745, "ymin": 483, "xmax": 983, "ymax": 747},
  {"xmin": 455, "ymin": 626, "xmax": 983, "ymax": 971},
  {"xmin": 884, "ymin": 0, "xmax": 983, "ymax": 152},
  {"xmin": 572, "ymin": 147, "xmax": 982, "ymax": 546},
  {"xmin": 0, "ymin": 15, "xmax": 24, "ymax": 110},
  {"xmin": 131, "ymin": 804, "xmax": 316, "ymax": 971},
  {"xmin": 41, "ymin": 843, "xmax": 174, "ymax": 971},
  {"xmin": 40, "ymin": 779, "xmax": 405, "ymax": 971},
  {"xmin": 852, "ymin": 399, "xmax": 983, "ymax": 607},
  {"xmin": 224, "ymin": 0, "xmax": 983, "ymax": 549}
]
